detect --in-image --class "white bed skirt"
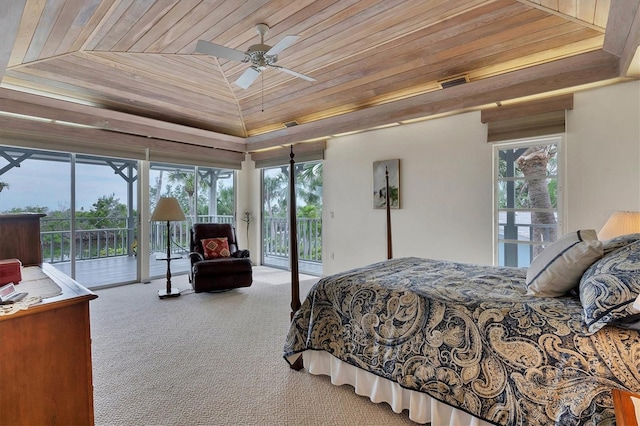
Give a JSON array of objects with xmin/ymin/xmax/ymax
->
[{"xmin": 288, "ymin": 350, "xmax": 493, "ymax": 426}]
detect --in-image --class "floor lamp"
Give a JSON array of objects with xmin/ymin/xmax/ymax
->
[{"xmin": 151, "ymin": 197, "xmax": 186, "ymax": 299}]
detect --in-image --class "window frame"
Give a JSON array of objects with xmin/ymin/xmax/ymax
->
[{"xmin": 492, "ymin": 135, "xmax": 565, "ymax": 267}]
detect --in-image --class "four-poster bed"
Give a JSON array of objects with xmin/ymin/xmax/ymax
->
[
  {"xmin": 288, "ymin": 146, "xmax": 303, "ymax": 371},
  {"xmin": 283, "ymin": 148, "xmax": 640, "ymax": 425}
]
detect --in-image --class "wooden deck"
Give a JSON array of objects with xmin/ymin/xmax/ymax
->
[
  {"xmin": 52, "ymin": 255, "xmax": 321, "ymax": 289},
  {"xmin": 52, "ymin": 255, "xmax": 190, "ymax": 289}
]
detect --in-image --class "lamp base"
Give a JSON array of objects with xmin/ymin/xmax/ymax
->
[{"xmin": 158, "ymin": 287, "xmax": 181, "ymax": 299}]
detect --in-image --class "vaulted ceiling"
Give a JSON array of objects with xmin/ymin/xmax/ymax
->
[{"xmin": 0, "ymin": 0, "xmax": 638, "ymax": 154}]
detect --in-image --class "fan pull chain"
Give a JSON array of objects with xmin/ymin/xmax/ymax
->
[{"xmin": 261, "ymin": 72, "xmax": 264, "ymax": 112}]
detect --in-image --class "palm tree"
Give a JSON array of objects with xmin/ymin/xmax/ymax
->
[
  {"xmin": 167, "ymin": 171, "xmax": 196, "ymax": 218},
  {"xmin": 263, "ymin": 168, "xmax": 288, "ymax": 217},
  {"xmin": 295, "ymin": 162, "xmax": 322, "ymax": 208},
  {"xmin": 162, "ymin": 168, "xmax": 234, "ymax": 225},
  {"xmin": 153, "ymin": 172, "xmax": 163, "ymax": 205},
  {"xmin": 197, "ymin": 169, "xmax": 232, "ymax": 220},
  {"xmin": 516, "ymin": 145, "xmax": 557, "ymax": 256}
]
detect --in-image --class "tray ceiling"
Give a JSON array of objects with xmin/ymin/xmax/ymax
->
[{"xmin": 0, "ymin": 0, "xmax": 638, "ymax": 152}]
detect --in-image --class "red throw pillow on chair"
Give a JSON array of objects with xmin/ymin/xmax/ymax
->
[{"xmin": 201, "ymin": 237, "xmax": 231, "ymax": 259}]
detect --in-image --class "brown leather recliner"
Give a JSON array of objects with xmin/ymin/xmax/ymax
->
[{"xmin": 189, "ymin": 223, "xmax": 252, "ymax": 292}]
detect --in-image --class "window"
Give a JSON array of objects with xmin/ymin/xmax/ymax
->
[
  {"xmin": 150, "ymin": 162, "xmax": 235, "ymax": 278},
  {"xmin": 494, "ymin": 136, "xmax": 563, "ymax": 267},
  {"xmin": 0, "ymin": 146, "xmax": 139, "ymax": 287},
  {"xmin": 261, "ymin": 161, "xmax": 323, "ymax": 275},
  {"xmin": 0, "ymin": 145, "xmax": 237, "ymax": 287}
]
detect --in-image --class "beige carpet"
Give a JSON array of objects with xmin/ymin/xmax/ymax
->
[{"xmin": 90, "ymin": 266, "xmax": 416, "ymax": 425}]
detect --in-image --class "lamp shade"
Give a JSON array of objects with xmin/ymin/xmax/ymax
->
[
  {"xmin": 151, "ymin": 197, "xmax": 186, "ymax": 222},
  {"xmin": 598, "ymin": 211, "xmax": 640, "ymax": 240}
]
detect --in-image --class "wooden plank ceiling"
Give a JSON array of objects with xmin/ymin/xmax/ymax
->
[{"xmin": 0, "ymin": 0, "xmax": 637, "ymax": 153}]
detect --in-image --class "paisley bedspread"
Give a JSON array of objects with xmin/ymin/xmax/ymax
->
[{"xmin": 283, "ymin": 257, "xmax": 640, "ymax": 425}]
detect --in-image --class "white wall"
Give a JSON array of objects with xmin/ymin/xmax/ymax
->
[
  {"xmin": 237, "ymin": 153, "xmax": 262, "ymax": 265},
  {"xmin": 242, "ymin": 80, "xmax": 640, "ymax": 276},
  {"xmin": 322, "ymin": 112, "xmax": 493, "ymax": 274},
  {"xmin": 565, "ymin": 81, "xmax": 640, "ymax": 231}
]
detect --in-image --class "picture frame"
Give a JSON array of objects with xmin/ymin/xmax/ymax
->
[{"xmin": 373, "ymin": 159, "xmax": 400, "ymax": 209}]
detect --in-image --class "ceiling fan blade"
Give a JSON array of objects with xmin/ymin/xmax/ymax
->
[
  {"xmin": 235, "ymin": 67, "xmax": 261, "ymax": 89},
  {"xmin": 195, "ymin": 40, "xmax": 247, "ymax": 62},
  {"xmin": 271, "ymin": 65, "xmax": 315, "ymax": 82},
  {"xmin": 266, "ymin": 35, "xmax": 299, "ymax": 56}
]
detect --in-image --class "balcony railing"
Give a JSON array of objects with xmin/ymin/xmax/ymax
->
[
  {"xmin": 40, "ymin": 215, "xmax": 234, "ymax": 263},
  {"xmin": 263, "ymin": 216, "xmax": 322, "ymax": 263},
  {"xmin": 39, "ymin": 215, "xmax": 322, "ymax": 269}
]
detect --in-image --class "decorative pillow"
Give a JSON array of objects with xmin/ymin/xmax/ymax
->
[
  {"xmin": 579, "ymin": 240, "xmax": 640, "ymax": 333},
  {"xmin": 526, "ymin": 229, "xmax": 603, "ymax": 297},
  {"xmin": 602, "ymin": 233, "xmax": 640, "ymax": 256},
  {"xmin": 201, "ymin": 237, "xmax": 231, "ymax": 259}
]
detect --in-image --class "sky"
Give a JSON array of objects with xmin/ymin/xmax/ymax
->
[
  {"xmin": 0, "ymin": 159, "xmax": 131, "ymax": 212},
  {"xmin": 0, "ymin": 156, "xmax": 234, "ymax": 213}
]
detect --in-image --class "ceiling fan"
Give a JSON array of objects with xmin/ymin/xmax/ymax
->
[{"xmin": 196, "ymin": 23, "xmax": 316, "ymax": 89}]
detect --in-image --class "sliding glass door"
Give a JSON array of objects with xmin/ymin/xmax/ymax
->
[
  {"xmin": 261, "ymin": 160, "xmax": 323, "ymax": 275},
  {"xmin": 0, "ymin": 147, "xmax": 72, "ymax": 268},
  {"xmin": 74, "ymin": 155, "xmax": 138, "ymax": 285},
  {"xmin": 149, "ymin": 163, "xmax": 236, "ymax": 279},
  {"xmin": 1, "ymin": 145, "xmax": 237, "ymax": 286},
  {"xmin": 0, "ymin": 146, "xmax": 138, "ymax": 288}
]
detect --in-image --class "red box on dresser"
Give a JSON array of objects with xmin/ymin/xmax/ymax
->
[{"xmin": 0, "ymin": 259, "xmax": 22, "ymax": 286}]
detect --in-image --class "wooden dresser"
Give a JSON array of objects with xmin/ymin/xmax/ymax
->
[
  {"xmin": 0, "ymin": 213, "xmax": 46, "ymax": 266},
  {"xmin": 0, "ymin": 213, "xmax": 98, "ymax": 425},
  {"xmin": 0, "ymin": 264, "xmax": 97, "ymax": 425}
]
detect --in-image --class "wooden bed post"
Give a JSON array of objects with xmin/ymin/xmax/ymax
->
[
  {"xmin": 386, "ymin": 166, "xmax": 392, "ymax": 259},
  {"xmin": 289, "ymin": 145, "xmax": 303, "ymax": 370}
]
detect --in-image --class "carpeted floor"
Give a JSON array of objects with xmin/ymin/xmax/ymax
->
[{"xmin": 90, "ymin": 266, "xmax": 416, "ymax": 425}]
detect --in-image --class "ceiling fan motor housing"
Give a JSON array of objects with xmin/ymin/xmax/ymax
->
[{"xmin": 247, "ymin": 44, "xmax": 277, "ymax": 67}]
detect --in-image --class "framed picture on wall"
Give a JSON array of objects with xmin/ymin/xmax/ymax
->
[{"xmin": 373, "ymin": 159, "xmax": 400, "ymax": 209}]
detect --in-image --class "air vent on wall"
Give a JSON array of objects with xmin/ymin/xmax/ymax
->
[
  {"xmin": 438, "ymin": 75, "xmax": 470, "ymax": 89},
  {"xmin": 284, "ymin": 120, "xmax": 299, "ymax": 128}
]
